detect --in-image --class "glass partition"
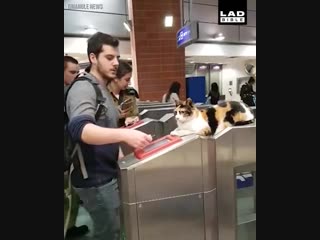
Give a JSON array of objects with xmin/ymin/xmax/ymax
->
[{"xmin": 235, "ymin": 169, "xmax": 256, "ymax": 240}]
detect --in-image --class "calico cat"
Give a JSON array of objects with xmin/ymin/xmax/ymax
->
[{"xmin": 170, "ymin": 98, "xmax": 255, "ymax": 137}]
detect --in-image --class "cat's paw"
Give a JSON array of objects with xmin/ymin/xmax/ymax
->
[
  {"xmin": 199, "ymin": 135, "xmax": 211, "ymax": 139},
  {"xmin": 215, "ymin": 123, "xmax": 226, "ymax": 134},
  {"xmin": 170, "ymin": 130, "xmax": 178, "ymax": 136},
  {"xmin": 198, "ymin": 127, "xmax": 212, "ymax": 136},
  {"xmin": 170, "ymin": 129, "xmax": 194, "ymax": 137}
]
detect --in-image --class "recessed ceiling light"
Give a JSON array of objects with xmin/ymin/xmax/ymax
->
[
  {"xmin": 164, "ymin": 16, "xmax": 173, "ymax": 27},
  {"xmin": 82, "ymin": 27, "xmax": 97, "ymax": 35},
  {"xmin": 213, "ymin": 65, "xmax": 220, "ymax": 70},
  {"xmin": 213, "ymin": 33, "xmax": 225, "ymax": 41}
]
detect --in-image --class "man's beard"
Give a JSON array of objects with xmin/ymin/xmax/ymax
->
[{"xmin": 97, "ymin": 62, "xmax": 115, "ymax": 82}]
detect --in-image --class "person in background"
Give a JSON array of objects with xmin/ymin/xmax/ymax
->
[
  {"xmin": 208, "ymin": 82, "xmax": 220, "ymax": 105},
  {"xmin": 107, "ymin": 60, "xmax": 140, "ymax": 127},
  {"xmin": 240, "ymin": 77, "xmax": 256, "ymax": 106},
  {"xmin": 63, "ymin": 55, "xmax": 89, "ymax": 239},
  {"xmin": 64, "ymin": 56, "xmax": 80, "ymax": 86},
  {"xmin": 162, "ymin": 81, "xmax": 181, "ymax": 104}
]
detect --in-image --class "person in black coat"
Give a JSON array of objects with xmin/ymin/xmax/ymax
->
[{"xmin": 240, "ymin": 77, "xmax": 256, "ymax": 106}]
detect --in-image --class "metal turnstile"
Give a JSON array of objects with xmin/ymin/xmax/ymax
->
[
  {"xmin": 158, "ymin": 113, "xmax": 177, "ymax": 136},
  {"xmin": 215, "ymin": 124, "xmax": 256, "ymax": 240},
  {"xmin": 119, "ymin": 124, "xmax": 256, "ymax": 240},
  {"xmin": 137, "ymin": 102, "xmax": 175, "ymax": 113},
  {"xmin": 139, "ymin": 107, "xmax": 175, "ymax": 120},
  {"xmin": 119, "ymin": 134, "xmax": 218, "ymax": 240},
  {"xmin": 120, "ymin": 114, "xmax": 177, "ymax": 156}
]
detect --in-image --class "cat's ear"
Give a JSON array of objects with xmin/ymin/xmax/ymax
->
[
  {"xmin": 186, "ymin": 98, "xmax": 193, "ymax": 106},
  {"xmin": 176, "ymin": 100, "xmax": 184, "ymax": 107}
]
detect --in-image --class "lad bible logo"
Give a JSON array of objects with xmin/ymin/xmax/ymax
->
[{"xmin": 218, "ymin": 0, "xmax": 247, "ymax": 25}]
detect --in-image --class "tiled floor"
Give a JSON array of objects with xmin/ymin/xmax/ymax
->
[
  {"xmin": 76, "ymin": 206, "xmax": 92, "ymax": 229},
  {"xmin": 66, "ymin": 207, "xmax": 93, "ymax": 239}
]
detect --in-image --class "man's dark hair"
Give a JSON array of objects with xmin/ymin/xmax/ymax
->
[
  {"xmin": 64, "ymin": 55, "xmax": 78, "ymax": 70},
  {"xmin": 87, "ymin": 32, "xmax": 119, "ymax": 62},
  {"xmin": 116, "ymin": 60, "xmax": 132, "ymax": 79}
]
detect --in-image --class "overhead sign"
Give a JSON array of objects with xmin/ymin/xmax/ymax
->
[{"xmin": 176, "ymin": 21, "xmax": 199, "ymax": 48}]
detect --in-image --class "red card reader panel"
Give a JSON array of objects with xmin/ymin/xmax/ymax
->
[{"xmin": 134, "ymin": 135, "xmax": 182, "ymax": 160}]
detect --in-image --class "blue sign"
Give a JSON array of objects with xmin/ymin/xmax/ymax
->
[
  {"xmin": 177, "ymin": 26, "xmax": 191, "ymax": 46},
  {"xmin": 236, "ymin": 173, "xmax": 254, "ymax": 189},
  {"xmin": 176, "ymin": 21, "xmax": 199, "ymax": 48}
]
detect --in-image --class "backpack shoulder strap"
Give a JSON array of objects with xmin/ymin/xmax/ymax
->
[
  {"xmin": 64, "ymin": 76, "xmax": 106, "ymax": 121},
  {"xmin": 88, "ymin": 80, "xmax": 105, "ymax": 120}
]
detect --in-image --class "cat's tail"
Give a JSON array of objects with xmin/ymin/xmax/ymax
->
[
  {"xmin": 234, "ymin": 103, "xmax": 255, "ymax": 126},
  {"xmin": 239, "ymin": 102, "xmax": 255, "ymax": 122},
  {"xmin": 206, "ymin": 107, "xmax": 218, "ymax": 135},
  {"xmin": 234, "ymin": 120, "xmax": 254, "ymax": 126}
]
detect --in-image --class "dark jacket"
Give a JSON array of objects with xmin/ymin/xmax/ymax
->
[{"xmin": 240, "ymin": 83, "xmax": 256, "ymax": 106}]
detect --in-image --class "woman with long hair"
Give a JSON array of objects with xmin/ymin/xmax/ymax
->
[
  {"xmin": 162, "ymin": 81, "xmax": 181, "ymax": 104},
  {"xmin": 208, "ymin": 82, "xmax": 220, "ymax": 105},
  {"xmin": 107, "ymin": 60, "xmax": 139, "ymax": 127}
]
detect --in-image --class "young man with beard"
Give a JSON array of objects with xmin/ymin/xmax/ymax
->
[{"xmin": 65, "ymin": 32, "xmax": 152, "ymax": 240}]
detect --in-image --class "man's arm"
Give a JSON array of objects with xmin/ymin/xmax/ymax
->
[
  {"xmin": 66, "ymin": 81, "xmax": 152, "ymax": 148},
  {"xmin": 80, "ymin": 123, "xmax": 142, "ymax": 145}
]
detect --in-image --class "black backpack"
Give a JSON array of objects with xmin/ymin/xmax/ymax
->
[
  {"xmin": 240, "ymin": 83, "xmax": 255, "ymax": 107},
  {"xmin": 64, "ymin": 76, "xmax": 105, "ymax": 172}
]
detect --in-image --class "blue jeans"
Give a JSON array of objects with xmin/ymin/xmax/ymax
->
[{"xmin": 74, "ymin": 179, "xmax": 120, "ymax": 240}]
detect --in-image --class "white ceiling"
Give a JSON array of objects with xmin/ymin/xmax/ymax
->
[
  {"xmin": 64, "ymin": 37, "xmax": 256, "ymax": 64},
  {"xmin": 64, "ymin": 37, "xmax": 132, "ymax": 63},
  {"xmin": 64, "ymin": 0, "xmax": 129, "ymax": 38},
  {"xmin": 64, "ymin": 0, "xmax": 256, "ymax": 64}
]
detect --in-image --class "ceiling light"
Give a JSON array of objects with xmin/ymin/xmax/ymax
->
[
  {"xmin": 213, "ymin": 33, "xmax": 225, "ymax": 41},
  {"xmin": 82, "ymin": 27, "xmax": 97, "ymax": 35},
  {"xmin": 199, "ymin": 65, "xmax": 207, "ymax": 70},
  {"xmin": 213, "ymin": 65, "xmax": 220, "ymax": 70},
  {"xmin": 164, "ymin": 16, "xmax": 173, "ymax": 27},
  {"xmin": 123, "ymin": 20, "xmax": 132, "ymax": 32}
]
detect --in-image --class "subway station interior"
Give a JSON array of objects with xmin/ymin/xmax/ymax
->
[{"xmin": 64, "ymin": 0, "xmax": 256, "ymax": 239}]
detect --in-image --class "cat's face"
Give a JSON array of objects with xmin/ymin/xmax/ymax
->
[{"xmin": 174, "ymin": 98, "xmax": 197, "ymax": 123}]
